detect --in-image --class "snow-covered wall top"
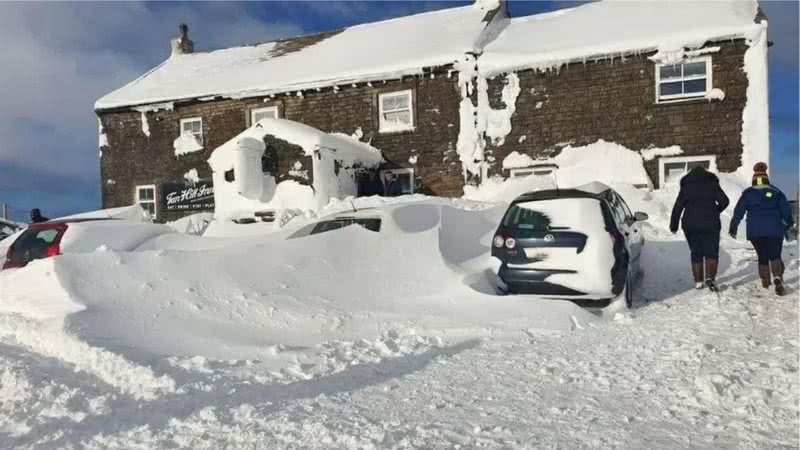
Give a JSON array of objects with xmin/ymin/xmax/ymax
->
[
  {"xmin": 208, "ymin": 118, "xmax": 383, "ymax": 172},
  {"xmin": 95, "ymin": 2, "xmax": 502, "ymax": 110},
  {"xmin": 479, "ymin": 0, "xmax": 761, "ymax": 76}
]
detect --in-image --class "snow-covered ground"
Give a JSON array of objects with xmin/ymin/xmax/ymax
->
[{"xmin": 0, "ymin": 180, "xmax": 797, "ymax": 448}]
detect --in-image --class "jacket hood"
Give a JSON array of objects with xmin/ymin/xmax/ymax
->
[{"xmin": 680, "ymin": 167, "xmax": 718, "ymax": 185}]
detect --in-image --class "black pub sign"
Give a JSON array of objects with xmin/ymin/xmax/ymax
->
[{"xmin": 161, "ymin": 180, "xmax": 215, "ymax": 211}]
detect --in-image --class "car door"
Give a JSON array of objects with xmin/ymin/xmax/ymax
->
[
  {"xmin": 612, "ymin": 191, "xmax": 644, "ymax": 275},
  {"xmin": 604, "ymin": 192, "xmax": 635, "ymax": 268}
]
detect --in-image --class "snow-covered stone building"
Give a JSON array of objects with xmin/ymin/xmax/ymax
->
[{"xmin": 96, "ymin": 0, "xmax": 769, "ymax": 221}]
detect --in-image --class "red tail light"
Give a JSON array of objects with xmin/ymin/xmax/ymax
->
[{"xmin": 44, "ymin": 244, "xmax": 61, "ymax": 258}]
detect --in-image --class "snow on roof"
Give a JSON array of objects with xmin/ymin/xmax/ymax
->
[
  {"xmin": 479, "ymin": 0, "xmax": 762, "ymax": 76},
  {"xmin": 208, "ymin": 118, "xmax": 383, "ymax": 171},
  {"xmin": 96, "ymin": 3, "xmax": 500, "ymax": 110}
]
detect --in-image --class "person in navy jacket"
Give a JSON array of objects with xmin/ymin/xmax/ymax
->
[
  {"xmin": 670, "ymin": 166, "xmax": 730, "ymax": 291},
  {"xmin": 729, "ymin": 162, "xmax": 795, "ymax": 296}
]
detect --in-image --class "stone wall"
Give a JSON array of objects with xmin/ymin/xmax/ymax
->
[
  {"xmin": 99, "ymin": 40, "xmax": 750, "ymax": 220},
  {"xmin": 482, "ymin": 41, "xmax": 749, "ymax": 184},
  {"xmin": 99, "ymin": 71, "xmax": 463, "ymax": 221}
]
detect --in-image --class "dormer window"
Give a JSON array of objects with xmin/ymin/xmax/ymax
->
[{"xmin": 656, "ymin": 57, "xmax": 712, "ymax": 102}]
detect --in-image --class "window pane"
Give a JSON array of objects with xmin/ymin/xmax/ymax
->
[
  {"xmin": 382, "ymin": 95, "xmax": 396, "ymax": 110},
  {"xmin": 394, "ymin": 94, "xmax": 409, "ymax": 109},
  {"xmin": 664, "ymin": 162, "xmax": 686, "ymax": 171},
  {"xmin": 383, "ymin": 111, "xmax": 411, "ymax": 125},
  {"xmin": 664, "ymin": 162, "xmax": 687, "ymax": 184},
  {"xmin": 660, "ymin": 81, "xmax": 683, "ymax": 96},
  {"xmin": 683, "ymin": 79, "xmax": 706, "ymax": 94},
  {"xmin": 659, "ymin": 64, "xmax": 682, "ymax": 80},
  {"xmin": 398, "ymin": 173, "xmax": 412, "ymax": 193},
  {"xmin": 687, "ymin": 160, "xmax": 711, "ymax": 170},
  {"xmin": 36, "ymin": 229, "xmax": 59, "ymax": 244},
  {"xmin": 395, "ymin": 111, "xmax": 411, "ymax": 125},
  {"xmin": 252, "ymin": 109, "xmax": 276, "ymax": 123},
  {"xmin": 139, "ymin": 188, "xmax": 154, "ymax": 201},
  {"xmin": 683, "ymin": 62, "xmax": 706, "ymax": 77}
]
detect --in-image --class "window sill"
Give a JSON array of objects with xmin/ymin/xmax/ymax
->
[
  {"xmin": 655, "ymin": 96, "xmax": 712, "ymax": 106},
  {"xmin": 378, "ymin": 127, "xmax": 416, "ymax": 135}
]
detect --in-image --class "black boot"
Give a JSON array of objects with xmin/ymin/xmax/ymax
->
[
  {"xmin": 771, "ymin": 259, "xmax": 785, "ymax": 296},
  {"xmin": 691, "ymin": 262, "xmax": 705, "ymax": 289},
  {"xmin": 758, "ymin": 264, "xmax": 771, "ymax": 289},
  {"xmin": 705, "ymin": 259, "xmax": 719, "ymax": 292}
]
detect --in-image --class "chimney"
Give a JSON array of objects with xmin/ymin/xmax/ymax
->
[{"xmin": 170, "ymin": 23, "xmax": 194, "ymax": 57}]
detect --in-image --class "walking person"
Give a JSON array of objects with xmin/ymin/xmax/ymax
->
[
  {"xmin": 670, "ymin": 165, "xmax": 730, "ymax": 292},
  {"xmin": 30, "ymin": 208, "xmax": 49, "ymax": 223},
  {"xmin": 729, "ymin": 162, "xmax": 795, "ymax": 296}
]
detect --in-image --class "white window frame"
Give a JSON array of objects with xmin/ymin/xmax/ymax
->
[
  {"xmin": 135, "ymin": 184, "xmax": 157, "ymax": 219},
  {"xmin": 250, "ymin": 106, "xmax": 279, "ymax": 125},
  {"xmin": 380, "ymin": 168, "xmax": 415, "ymax": 195},
  {"xmin": 655, "ymin": 56, "xmax": 713, "ymax": 103},
  {"xmin": 658, "ymin": 155, "xmax": 717, "ymax": 189},
  {"xmin": 180, "ymin": 117, "xmax": 204, "ymax": 146},
  {"xmin": 378, "ymin": 90, "xmax": 414, "ymax": 133}
]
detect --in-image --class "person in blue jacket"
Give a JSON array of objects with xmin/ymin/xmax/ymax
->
[
  {"xmin": 729, "ymin": 162, "xmax": 795, "ymax": 296},
  {"xmin": 670, "ymin": 166, "xmax": 730, "ymax": 291}
]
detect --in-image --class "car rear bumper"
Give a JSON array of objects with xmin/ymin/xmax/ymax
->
[{"xmin": 499, "ymin": 265, "xmax": 615, "ymax": 307}]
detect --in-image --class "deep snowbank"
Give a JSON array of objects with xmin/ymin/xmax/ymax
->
[{"xmin": 0, "ymin": 199, "xmax": 598, "ymax": 372}]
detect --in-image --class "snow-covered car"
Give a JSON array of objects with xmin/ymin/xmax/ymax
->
[
  {"xmin": 2, "ymin": 219, "xmax": 174, "ymax": 270},
  {"xmin": 492, "ymin": 182, "xmax": 647, "ymax": 308},
  {"xmin": 289, "ymin": 209, "xmax": 382, "ymax": 239},
  {"xmin": 0, "ymin": 218, "xmax": 23, "ymax": 241}
]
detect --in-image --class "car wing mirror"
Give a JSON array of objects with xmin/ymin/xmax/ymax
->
[{"xmin": 633, "ymin": 211, "xmax": 649, "ymax": 222}]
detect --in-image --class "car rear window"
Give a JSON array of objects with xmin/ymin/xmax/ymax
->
[
  {"xmin": 502, "ymin": 206, "xmax": 554, "ymax": 231},
  {"xmin": 9, "ymin": 228, "xmax": 61, "ymax": 262},
  {"xmin": 503, "ymin": 198, "xmax": 605, "ymax": 233}
]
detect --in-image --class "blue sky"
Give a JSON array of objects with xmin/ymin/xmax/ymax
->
[{"xmin": 0, "ymin": 1, "xmax": 796, "ymax": 221}]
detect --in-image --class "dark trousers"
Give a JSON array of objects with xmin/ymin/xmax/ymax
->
[
  {"xmin": 684, "ymin": 230, "xmax": 720, "ymax": 263},
  {"xmin": 750, "ymin": 237, "xmax": 783, "ymax": 265}
]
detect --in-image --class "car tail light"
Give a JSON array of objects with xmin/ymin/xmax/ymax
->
[
  {"xmin": 504, "ymin": 237, "xmax": 516, "ymax": 249},
  {"xmin": 44, "ymin": 244, "xmax": 61, "ymax": 258},
  {"xmin": 493, "ymin": 235, "xmax": 505, "ymax": 248}
]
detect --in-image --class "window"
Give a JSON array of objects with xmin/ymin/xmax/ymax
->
[
  {"xmin": 378, "ymin": 90, "xmax": 414, "ymax": 133},
  {"xmin": 250, "ymin": 106, "xmax": 279, "ymax": 125},
  {"xmin": 509, "ymin": 167, "xmax": 555, "ymax": 178},
  {"xmin": 180, "ymin": 117, "xmax": 203, "ymax": 146},
  {"xmin": 380, "ymin": 168, "xmax": 414, "ymax": 196},
  {"xmin": 656, "ymin": 57, "xmax": 712, "ymax": 102},
  {"xmin": 136, "ymin": 185, "xmax": 156, "ymax": 218},
  {"xmin": 658, "ymin": 155, "xmax": 717, "ymax": 188}
]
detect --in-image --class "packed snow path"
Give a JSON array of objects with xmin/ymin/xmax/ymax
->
[{"xmin": 0, "ymin": 244, "xmax": 796, "ymax": 448}]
